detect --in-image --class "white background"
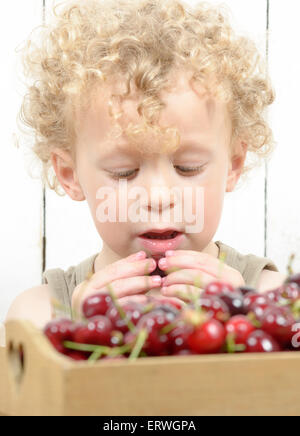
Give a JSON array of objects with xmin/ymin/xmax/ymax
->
[{"xmin": 0, "ymin": 0, "xmax": 299, "ymax": 322}]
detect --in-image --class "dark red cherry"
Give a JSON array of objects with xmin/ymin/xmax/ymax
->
[
  {"xmin": 243, "ymin": 292, "xmax": 272, "ymax": 314},
  {"xmin": 67, "ymin": 350, "xmax": 90, "ymax": 361},
  {"xmin": 105, "ymin": 302, "xmax": 144, "ymax": 334},
  {"xmin": 279, "ymin": 282, "xmax": 300, "ymax": 302},
  {"xmin": 135, "ymin": 309, "xmax": 177, "ymax": 355},
  {"xmin": 285, "ymin": 273, "xmax": 300, "ymax": 288},
  {"xmin": 166, "ymin": 320, "xmax": 193, "ymax": 354},
  {"xmin": 194, "ymin": 295, "xmax": 230, "ymax": 323},
  {"xmin": 82, "ymin": 292, "xmax": 113, "ymax": 318},
  {"xmin": 73, "ymin": 315, "xmax": 113, "ymax": 347},
  {"xmin": 236, "ymin": 286, "xmax": 257, "ymax": 296},
  {"xmin": 204, "ymin": 281, "xmax": 237, "ymax": 297},
  {"xmin": 225, "ymin": 315, "xmax": 256, "ymax": 345},
  {"xmin": 245, "ymin": 330, "xmax": 281, "ymax": 353},
  {"xmin": 43, "ymin": 318, "xmax": 75, "ymax": 355},
  {"xmin": 260, "ymin": 306, "xmax": 296, "ymax": 346},
  {"xmin": 219, "ymin": 292, "xmax": 246, "ymax": 316}
]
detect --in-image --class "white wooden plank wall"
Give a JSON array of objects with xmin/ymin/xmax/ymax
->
[
  {"xmin": 0, "ymin": 0, "xmax": 43, "ymax": 323},
  {"xmin": 0, "ymin": 0, "xmax": 297, "ymax": 322}
]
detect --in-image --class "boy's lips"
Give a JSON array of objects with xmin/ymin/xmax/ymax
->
[{"xmin": 137, "ymin": 231, "xmax": 185, "ymax": 255}]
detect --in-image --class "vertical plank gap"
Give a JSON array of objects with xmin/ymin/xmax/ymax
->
[
  {"xmin": 264, "ymin": 0, "xmax": 270, "ymax": 257},
  {"xmin": 42, "ymin": 0, "xmax": 47, "ymax": 275}
]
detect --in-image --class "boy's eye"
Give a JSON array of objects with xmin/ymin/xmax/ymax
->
[
  {"xmin": 110, "ymin": 169, "xmax": 138, "ymax": 179},
  {"xmin": 110, "ymin": 165, "xmax": 205, "ymax": 180},
  {"xmin": 174, "ymin": 165, "xmax": 205, "ymax": 175}
]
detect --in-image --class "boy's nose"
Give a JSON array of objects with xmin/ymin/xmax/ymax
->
[{"xmin": 144, "ymin": 187, "xmax": 176, "ymax": 214}]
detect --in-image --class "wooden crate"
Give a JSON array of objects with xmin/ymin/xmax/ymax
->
[{"xmin": 1, "ymin": 319, "xmax": 300, "ymax": 416}]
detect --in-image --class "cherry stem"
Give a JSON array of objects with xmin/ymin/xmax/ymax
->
[
  {"xmin": 63, "ymin": 341, "xmax": 110, "ymax": 353},
  {"xmin": 287, "ymin": 253, "xmax": 296, "ymax": 276},
  {"xmin": 128, "ymin": 328, "xmax": 148, "ymax": 361},
  {"xmin": 106, "ymin": 283, "xmax": 136, "ymax": 333},
  {"xmin": 218, "ymin": 251, "xmax": 227, "ymax": 279},
  {"xmin": 142, "ymin": 303, "xmax": 156, "ymax": 313},
  {"xmin": 88, "ymin": 349, "xmax": 104, "ymax": 363},
  {"xmin": 226, "ymin": 333, "xmax": 246, "ymax": 353},
  {"xmin": 63, "ymin": 340, "xmax": 133, "ymax": 360},
  {"xmin": 247, "ymin": 312, "xmax": 262, "ymax": 329},
  {"xmin": 292, "ymin": 300, "xmax": 300, "ymax": 319},
  {"xmin": 160, "ymin": 322, "xmax": 177, "ymax": 335},
  {"xmin": 50, "ymin": 297, "xmax": 85, "ymax": 323}
]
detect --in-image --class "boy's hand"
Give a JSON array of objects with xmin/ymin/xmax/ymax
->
[
  {"xmin": 159, "ymin": 250, "xmax": 245, "ymax": 301},
  {"xmin": 71, "ymin": 251, "xmax": 183, "ymax": 317}
]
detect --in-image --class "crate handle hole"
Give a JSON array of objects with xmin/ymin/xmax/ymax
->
[{"xmin": 7, "ymin": 341, "xmax": 25, "ymax": 386}]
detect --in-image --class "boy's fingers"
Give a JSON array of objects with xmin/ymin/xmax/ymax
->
[
  {"xmin": 98, "ymin": 275, "xmax": 162, "ymax": 299},
  {"xmin": 90, "ymin": 258, "xmax": 157, "ymax": 290}
]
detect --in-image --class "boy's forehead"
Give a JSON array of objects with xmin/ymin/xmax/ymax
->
[{"xmin": 75, "ymin": 70, "xmax": 230, "ymax": 155}]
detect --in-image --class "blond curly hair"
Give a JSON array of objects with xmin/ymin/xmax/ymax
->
[{"xmin": 17, "ymin": 0, "xmax": 275, "ymax": 196}]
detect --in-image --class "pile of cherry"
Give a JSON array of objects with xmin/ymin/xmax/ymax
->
[{"xmin": 44, "ymin": 272, "xmax": 300, "ymax": 362}]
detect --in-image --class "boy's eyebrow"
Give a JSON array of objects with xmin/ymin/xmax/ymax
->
[{"xmin": 98, "ymin": 141, "xmax": 211, "ymax": 160}]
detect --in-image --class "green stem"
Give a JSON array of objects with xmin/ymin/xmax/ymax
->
[
  {"xmin": 287, "ymin": 253, "xmax": 295, "ymax": 276},
  {"xmin": 128, "ymin": 328, "xmax": 148, "ymax": 361},
  {"xmin": 106, "ymin": 283, "xmax": 136, "ymax": 333},
  {"xmin": 160, "ymin": 322, "xmax": 176, "ymax": 335},
  {"xmin": 218, "ymin": 251, "xmax": 227, "ymax": 279},
  {"xmin": 88, "ymin": 349, "xmax": 104, "ymax": 363},
  {"xmin": 51, "ymin": 298, "xmax": 85, "ymax": 323},
  {"xmin": 63, "ymin": 340, "xmax": 110, "ymax": 353}
]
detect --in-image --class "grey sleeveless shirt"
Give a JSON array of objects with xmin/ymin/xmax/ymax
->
[{"xmin": 42, "ymin": 240, "xmax": 279, "ymax": 318}]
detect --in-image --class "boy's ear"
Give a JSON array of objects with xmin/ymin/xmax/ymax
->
[
  {"xmin": 226, "ymin": 140, "xmax": 248, "ymax": 192},
  {"xmin": 50, "ymin": 148, "xmax": 85, "ymax": 201}
]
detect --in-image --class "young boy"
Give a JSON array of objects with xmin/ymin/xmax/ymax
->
[{"xmin": 3, "ymin": 0, "xmax": 286, "ymax": 341}]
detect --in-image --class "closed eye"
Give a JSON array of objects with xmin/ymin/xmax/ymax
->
[{"xmin": 109, "ymin": 164, "xmax": 206, "ymax": 180}]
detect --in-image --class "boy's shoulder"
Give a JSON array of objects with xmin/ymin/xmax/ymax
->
[{"xmin": 5, "ymin": 284, "xmax": 52, "ymax": 329}]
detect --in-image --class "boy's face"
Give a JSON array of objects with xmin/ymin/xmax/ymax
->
[{"xmin": 52, "ymin": 70, "xmax": 246, "ymax": 260}]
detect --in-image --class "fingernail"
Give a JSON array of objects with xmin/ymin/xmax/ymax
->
[
  {"xmin": 159, "ymin": 258, "xmax": 167, "ymax": 268},
  {"xmin": 165, "ymin": 250, "xmax": 174, "ymax": 257},
  {"xmin": 151, "ymin": 276, "xmax": 162, "ymax": 285},
  {"xmin": 129, "ymin": 251, "xmax": 145, "ymax": 261}
]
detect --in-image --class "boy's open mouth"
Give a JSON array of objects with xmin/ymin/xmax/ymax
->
[{"xmin": 140, "ymin": 230, "xmax": 181, "ymax": 240}]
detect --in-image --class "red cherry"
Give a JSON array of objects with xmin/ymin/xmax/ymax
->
[
  {"xmin": 285, "ymin": 273, "xmax": 300, "ymax": 288},
  {"xmin": 135, "ymin": 309, "xmax": 177, "ymax": 355},
  {"xmin": 279, "ymin": 282, "xmax": 300, "ymax": 302},
  {"xmin": 67, "ymin": 350, "xmax": 90, "ymax": 361},
  {"xmin": 173, "ymin": 349, "xmax": 198, "ymax": 356},
  {"xmin": 225, "ymin": 315, "xmax": 256, "ymax": 345},
  {"xmin": 219, "ymin": 292, "xmax": 246, "ymax": 316},
  {"xmin": 245, "ymin": 330, "xmax": 281, "ymax": 352},
  {"xmin": 82, "ymin": 292, "xmax": 113, "ymax": 318},
  {"xmin": 236, "ymin": 286, "xmax": 257, "ymax": 296},
  {"xmin": 187, "ymin": 319, "xmax": 226, "ymax": 354},
  {"xmin": 73, "ymin": 316, "xmax": 113, "ymax": 347},
  {"xmin": 166, "ymin": 320, "xmax": 193, "ymax": 354},
  {"xmin": 43, "ymin": 318, "xmax": 75, "ymax": 355},
  {"xmin": 194, "ymin": 295, "xmax": 230, "ymax": 323},
  {"xmin": 260, "ymin": 306, "xmax": 296, "ymax": 346},
  {"xmin": 265, "ymin": 288, "xmax": 283, "ymax": 304},
  {"xmin": 249, "ymin": 302, "xmax": 273, "ymax": 321},
  {"xmin": 204, "ymin": 281, "xmax": 237, "ymax": 297},
  {"xmin": 149, "ymin": 297, "xmax": 184, "ymax": 311},
  {"xmin": 105, "ymin": 302, "xmax": 144, "ymax": 334},
  {"xmin": 243, "ymin": 292, "xmax": 272, "ymax": 314}
]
